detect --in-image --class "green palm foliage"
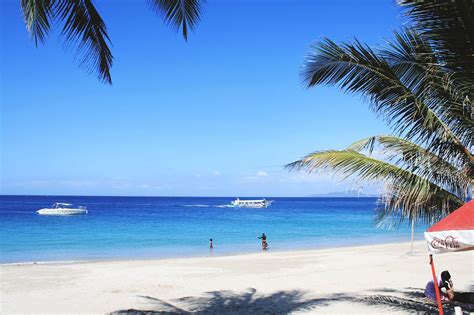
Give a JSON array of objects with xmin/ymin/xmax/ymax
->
[
  {"xmin": 20, "ymin": 0, "xmax": 205, "ymax": 84},
  {"xmin": 287, "ymin": 1, "xmax": 473, "ymax": 225}
]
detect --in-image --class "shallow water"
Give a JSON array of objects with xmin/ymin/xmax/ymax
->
[{"xmin": 0, "ymin": 196, "xmax": 426, "ymax": 263}]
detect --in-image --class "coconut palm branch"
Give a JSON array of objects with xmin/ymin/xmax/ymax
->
[
  {"xmin": 20, "ymin": 0, "xmax": 54, "ymax": 45},
  {"xmin": 293, "ymin": 7, "xmax": 473, "ymax": 224},
  {"xmin": 398, "ymin": 0, "xmax": 474, "ymax": 81},
  {"xmin": 383, "ymin": 29, "xmax": 473, "ymax": 147},
  {"xmin": 56, "ymin": 0, "xmax": 113, "ymax": 83},
  {"xmin": 301, "ymin": 30, "xmax": 472, "ymax": 165},
  {"xmin": 396, "ymin": 2, "xmax": 474, "ymax": 170},
  {"xmin": 20, "ymin": 0, "xmax": 205, "ymax": 84},
  {"xmin": 286, "ymin": 149, "xmax": 464, "ymax": 224},
  {"xmin": 149, "ymin": 0, "xmax": 204, "ymax": 41},
  {"xmin": 347, "ymin": 136, "xmax": 471, "ymax": 197}
]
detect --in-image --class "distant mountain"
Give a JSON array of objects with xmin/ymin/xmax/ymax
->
[{"xmin": 307, "ymin": 190, "xmax": 380, "ymax": 198}]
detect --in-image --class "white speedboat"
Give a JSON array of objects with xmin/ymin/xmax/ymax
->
[
  {"xmin": 231, "ymin": 198, "xmax": 273, "ymax": 208},
  {"xmin": 37, "ymin": 203, "xmax": 88, "ymax": 215}
]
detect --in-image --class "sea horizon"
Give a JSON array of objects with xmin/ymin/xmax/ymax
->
[{"xmin": 0, "ymin": 193, "xmax": 382, "ymax": 198}]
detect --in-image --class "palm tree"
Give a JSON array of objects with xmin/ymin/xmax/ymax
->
[
  {"xmin": 287, "ymin": 1, "xmax": 473, "ymax": 228},
  {"xmin": 20, "ymin": 0, "xmax": 205, "ymax": 84}
]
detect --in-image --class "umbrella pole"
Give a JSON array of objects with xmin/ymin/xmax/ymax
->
[{"xmin": 430, "ymin": 254, "xmax": 444, "ymax": 315}]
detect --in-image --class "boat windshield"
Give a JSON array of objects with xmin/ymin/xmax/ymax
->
[{"xmin": 53, "ymin": 203, "xmax": 74, "ymax": 209}]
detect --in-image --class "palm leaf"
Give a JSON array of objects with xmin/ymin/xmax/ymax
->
[
  {"xmin": 301, "ymin": 37, "xmax": 448, "ymax": 143},
  {"xmin": 286, "ymin": 150, "xmax": 463, "ymax": 223},
  {"xmin": 382, "ymin": 29, "xmax": 473, "ymax": 153},
  {"xmin": 398, "ymin": 0, "xmax": 474, "ymax": 80},
  {"xmin": 20, "ymin": 0, "xmax": 54, "ymax": 45},
  {"xmin": 347, "ymin": 135, "xmax": 471, "ymax": 198},
  {"xmin": 21, "ymin": 0, "xmax": 206, "ymax": 83},
  {"xmin": 301, "ymin": 32, "xmax": 473, "ymax": 167},
  {"xmin": 292, "ymin": 1, "xmax": 473, "ymax": 227},
  {"xmin": 55, "ymin": 0, "xmax": 113, "ymax": 84},
  {"xmin": 149, "ymin": 0, "xmax": 205, "ymax": 41}
]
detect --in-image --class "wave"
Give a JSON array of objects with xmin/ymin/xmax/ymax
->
[
  {"xmin": 2, "ymin": 210, "xmax": 37, "ymax": 214},
  {"xmin": 180, "ymin": 204, "xmax": 236, "ymax": 208},
  {"xmin": 1, "ymin": 259, "xmax": 85, "ymax": 266}
]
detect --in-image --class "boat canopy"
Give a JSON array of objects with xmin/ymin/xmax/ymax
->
[{"xmin": 53, "ymin": 203, "xmax": 74, "ymax": 208}]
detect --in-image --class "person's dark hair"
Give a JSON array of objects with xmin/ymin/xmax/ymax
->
[
  {"xmin": 441, "ymin": 270, "xmax": 451, "ymax": 282},
  {"xmin": 210, "ymin": 238, "xmax": 213, "ymax": 241}
]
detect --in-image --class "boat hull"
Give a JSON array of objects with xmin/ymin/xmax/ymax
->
[
  {"xmin": 231, "ymin": 200, "xmax": 273, "ymax": 208},
  {"xmin": 233, "ymin": 204, "xmax": 270, "ymax": 208},
  {"xmin": 37, "ymin": 209, "xmax": 88, "ymax": 215}
]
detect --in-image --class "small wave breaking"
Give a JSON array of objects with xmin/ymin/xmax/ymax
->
[{"xmin": 180, "ymin": 204, "xmax": 236, "ymax": 208}]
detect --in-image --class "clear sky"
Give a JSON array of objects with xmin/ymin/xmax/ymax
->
[{"xmin": 1, "ymin": 0, "xmax": 403, "ymax": 196}]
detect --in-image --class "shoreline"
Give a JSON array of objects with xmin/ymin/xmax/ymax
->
[
  {"xmin": 0, "ymin": 236, "xmax": 425, "ymax": 266},
  {"xmin": 2, "ymin": 240, "xmax": 472, "ymax": 314}
]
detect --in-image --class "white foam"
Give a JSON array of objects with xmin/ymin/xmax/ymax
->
[{"xmin": 1, "ymin": 260, "xmax": 86, "ymax": 266}]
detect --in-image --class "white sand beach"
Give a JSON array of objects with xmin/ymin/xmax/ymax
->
[{"xmin": 1, "ymin": 241, "xmax": 472, "ymax": 314}]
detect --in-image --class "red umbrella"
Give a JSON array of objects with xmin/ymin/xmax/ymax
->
[{"xmin": 424, "ymin": 200, "xmax": 474, "ymax": 314}]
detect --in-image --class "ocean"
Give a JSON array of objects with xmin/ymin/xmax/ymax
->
[{"xmin": 0, "ymin": 195, "xmax": 426, "ymax": 264}]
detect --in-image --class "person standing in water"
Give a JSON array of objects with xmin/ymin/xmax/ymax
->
[
  {"xmin": 258, "ymin": 233, "xmax": 268, "ymax": 251},
  {"xmin": 209, "ymin": 238, "xmax": 213, "ymax": 249}
]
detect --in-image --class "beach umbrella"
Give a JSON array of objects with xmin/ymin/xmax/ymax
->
[{"xmin": 424, "ymin": 200, "xmax": 474, "ymax": 315}]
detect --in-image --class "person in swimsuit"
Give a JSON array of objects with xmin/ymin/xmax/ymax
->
[
  {"xmin": 209, "ymin": 238, "xmax": 213, "ymax": 249},
  {"xmin": 258, "ymin": 233, "xmax": 268, "ymax": 251},
  {"xmin": 425, "ymin": 270, "xmax": 474, "ymax": 304},
  {"xmin": 424, "ymin": 270, "xmax": 454, "ymax": 301}
]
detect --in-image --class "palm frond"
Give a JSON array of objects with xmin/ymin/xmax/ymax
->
[
  {"xmin": 347, "ymin": 135, "xmax": 471, "ymax": 198},
  {"xmin": 20, "ymin": 0, "xmax": 54, "ymax": 45},
  {"xmin": 301, "ymin": 32, "xmax": 473, "ymax": 167},
  {"xmin": 382, "ymin": 29, "xmax": 473, "ymax": 152},
  {"xmin": 377, "ymin": 181, "xmax": 462, "ymax": 227},
  {"xmin": 398, "ymin": 0, "xmax": 474, "ymax": 80},
  {"xmin": 149, "ymin": 0, "xmax": 205, "ymax": 41},
  {"xmin": 56, "ymin": 0, "xmax": 113, "ymax": 84},
  {"xmin": 286, "ymin": 150, "xmax": 463, "ymax": 223},
  {"xmin": 292, "ymin": 1, "xmax": 473, "ymax": 227},
  {"xmin": 21, "ymin": 0, "xmax": 207, "ymax": 83},
  {"xmin": 302, "ymin": 37, "xmax": 455, "ymax": 147}
]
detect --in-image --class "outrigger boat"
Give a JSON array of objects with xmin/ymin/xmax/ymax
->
[
  {"xmin": 37, "ymin": 203, "xmax": 88, "ymax": 215},
  {"xmin": 231, "ymin": 198, "xmax": 273, "ymax": 208}
]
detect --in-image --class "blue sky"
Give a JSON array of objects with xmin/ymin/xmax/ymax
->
[{"xmin": 1, "ymin": 0, "xmax": 403, "ymax": 196}]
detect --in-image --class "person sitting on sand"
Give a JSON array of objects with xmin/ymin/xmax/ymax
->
[
  {"xmin": 258, "ymin": 233, "xmax": 268, "ymax": 251},
  {"xmin": 424, "ymin": 270, "xmax": 455, "ymax": 301}
]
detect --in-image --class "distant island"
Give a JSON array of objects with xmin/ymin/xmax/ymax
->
[{"xmin": 307, "ymin": 190, "xmax": 380, "ymax": 198}]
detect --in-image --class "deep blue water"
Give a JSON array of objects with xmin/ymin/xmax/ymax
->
[{"xmin": 0, "ymin": 196, "xmax": 426, "ymax": 263}]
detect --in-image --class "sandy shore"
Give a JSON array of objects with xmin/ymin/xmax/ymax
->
[{"xmin": 1, "ymin": 241, "xmax": 472, "ymax": 314}]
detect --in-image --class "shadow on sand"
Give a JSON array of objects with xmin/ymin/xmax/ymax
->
[{"xmin": 111, "ymin": 287, "xmax": 471, "ymax": 314}]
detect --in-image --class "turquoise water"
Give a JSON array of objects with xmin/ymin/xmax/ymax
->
[{"xmin": 0, "ymin": 196, "xmax": 426, "ymax": 263}]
